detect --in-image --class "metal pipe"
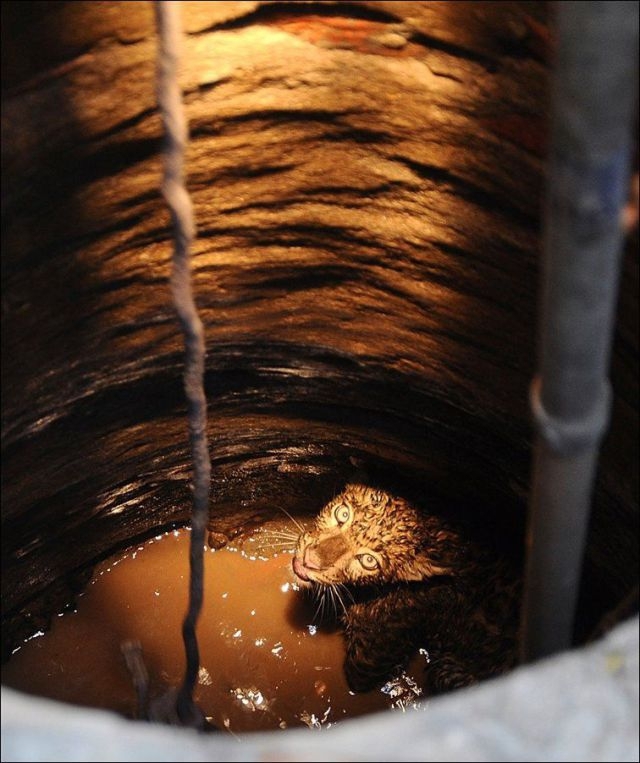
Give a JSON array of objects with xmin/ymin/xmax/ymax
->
[{"xmin": 521, "ymin": 1, "xmax": 638, "ymax": 662}]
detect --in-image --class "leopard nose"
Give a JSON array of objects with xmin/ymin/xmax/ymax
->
[{"xmin": 304, "ymin": 546, "xmax": 322, "ymax": 570}]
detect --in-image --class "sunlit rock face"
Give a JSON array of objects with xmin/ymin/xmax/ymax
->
[{"xmin": 1, "ymin": 0, "xmax": 637, "ymax": 661}]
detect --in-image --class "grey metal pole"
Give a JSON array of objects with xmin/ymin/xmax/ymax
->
[{"xmin": 522, "ymin": 1, "xmax": 638, "ymax": 662}]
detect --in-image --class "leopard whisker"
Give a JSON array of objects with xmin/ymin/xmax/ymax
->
[
  {"xmin": 322, "ymin": 588, "xmax": 331, "ymax": 621},
  {"xmin": 336, "ymin": 581, "xmax": 355, "ymax": 604},
  {"xmin": 264, "ymin": 536, "xmax": 298, "ymax": 544},
  {"xmin": 332, "ymin": 583, "xmax": 350, "ymax": 616},
  {"xmin": 254, "ymin": 539, "xmax": 296, "ymax": 548},
  {"xmin": 327, "ymin": 586, "xmax": 338, "ymax": 619},
  {"xmin": 313, "ymin": 589, "xmax": 326, "ymax": 623},
  {"xmin": 277, "ymin": 507, "xmax": 305, "ymax": 534},
  {"xmin": 309, "ymin": 584, "xmax": 323, "ymax": 621},
  {"xmin": 330, "ymin": 584, "xmax": 348, "ymax": 618},
  {"xmin": 245, "ymin": 539, "xmax": 296, "ymax": 554},
  {"xmin": 257, "ymin": 530, "xmax": 299, "ymax": 540}
]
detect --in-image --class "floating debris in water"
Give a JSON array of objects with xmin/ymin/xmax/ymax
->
[
  {"xmin": 314, "ymin": 679, "xmax": 328, "ymax": 696},
  {"xmin": 23, "ymin": 630, "xmax": 45, "ymax": 645},
  {"xmin": 381, "ymin": 672, "xmax": 423, "ymax": 712},
  {"xmin": 299, "ymin": 706, "xmax": 332, "ymax": 729},
  {"xmin": 299, "ymin": 711, "xmax": 321, "ymax": 729},
  {"xmin": 222, "ymin": 717, "xmax": 241, "ymax": 740},
  {"xmin": 198, "ymin": 666, "xmax": 213, "ymax": 686},
  {"xmin": 231, "ymin": 686, "xmax": 273, "ymax": 713}
]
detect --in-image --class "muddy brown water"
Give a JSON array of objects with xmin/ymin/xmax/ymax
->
[{"xmin": 2, "ymin": 521, "xmax": 429, "ymax": 732}]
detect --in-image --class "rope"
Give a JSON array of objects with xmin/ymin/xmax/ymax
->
[{"xmin": 154, "ymin": 0, "xmax": 211, "ymax": 727}]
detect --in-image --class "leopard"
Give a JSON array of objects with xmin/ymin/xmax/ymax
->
[{"xmin": 292, "ymin": 482, "xmax": 520, "ymax": 695}]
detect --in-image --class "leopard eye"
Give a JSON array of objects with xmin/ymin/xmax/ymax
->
[
  {"xmin": 334, "ymin": 505, "xmax": 350, "ymax": 525},
  {"xmin": 358, "ymin": 553, "xmax": 379, "ymax": 571}
]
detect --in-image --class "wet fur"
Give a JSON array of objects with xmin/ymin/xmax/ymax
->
[{"xmin": 293, "ymin": 483, "xmax": 520, "ymax": 694}]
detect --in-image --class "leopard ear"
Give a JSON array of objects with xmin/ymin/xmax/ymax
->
[
  {"xmin": 399, "ymin": 553, "xmax": 452, "ymax": 582},
  {"xmin": 347, "ymin": 456, "xmax": 370, "ymax": 486}
]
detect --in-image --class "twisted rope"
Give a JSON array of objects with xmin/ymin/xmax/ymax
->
[{"xmin": 154, "ymin": 0, "xmax": 211, "ymax": 727}]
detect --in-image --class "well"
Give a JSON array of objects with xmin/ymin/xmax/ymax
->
[{"xmin": 1, "ymin": 1, "xmax": 638, "ymax": 759}]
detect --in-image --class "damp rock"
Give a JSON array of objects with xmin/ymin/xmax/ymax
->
[{"xmin": 207, "ymin": 531, "xmax": 229, "ymax": 550}]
